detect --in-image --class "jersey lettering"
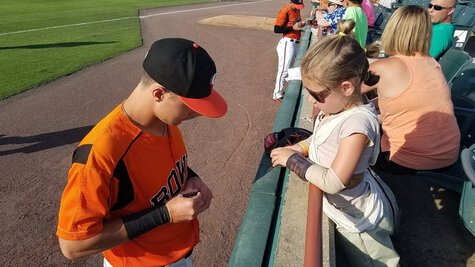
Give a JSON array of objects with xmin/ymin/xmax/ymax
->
[{"xmin": 150, "ymin": 154, "xmax": 188, "ymax": 206}]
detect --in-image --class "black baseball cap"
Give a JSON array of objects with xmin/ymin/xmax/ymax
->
[
  {"xmin": 143, "ymin": 38, "xmax": 227, "ymax": 118},
  {"xmin": 291, "ymin": 0, "xmax": 304, "ymax": 9}
]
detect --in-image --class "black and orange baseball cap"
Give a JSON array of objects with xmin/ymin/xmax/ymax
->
[
  {"xmin": 143, "ymin": 38, "xmax": 228, "ymax": 118},
  {"xmin": 291, "ymin": 0, "xmax": 305, "ymax": 9}
]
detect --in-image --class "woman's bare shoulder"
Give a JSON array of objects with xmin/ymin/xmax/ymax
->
[
  {"xmin": 369, "ymin": 56, "xmax": 407, "ymax": 74},
  {"xmin": 368, "ymin": 56, "xmax": 410, "ymax": 97}
]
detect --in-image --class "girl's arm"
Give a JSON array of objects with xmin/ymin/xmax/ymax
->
[
  {"xmin": 270, "ymin": 133, "xmax": 368, "ymax": 194},
  {"xmin": 327, "ymin": 133, "xmax": 368, "ymax": 185}
]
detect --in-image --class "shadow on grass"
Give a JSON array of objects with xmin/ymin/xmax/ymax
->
[
  {"xmin": 0, "ymin": 41, "xmax": 117, "ymax": 50},
  {"xmin": 0, "ymin": 125, "xmax": 93, "ymax": 156}
]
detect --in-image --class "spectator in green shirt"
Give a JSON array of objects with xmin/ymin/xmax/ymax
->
[
  {"xmin": 428, "ymin": 0, "xmax": 456, "ymax": 59},
  {"xmin": 343, "ymin": 0, "xmax": 368, "ymax": 48}
]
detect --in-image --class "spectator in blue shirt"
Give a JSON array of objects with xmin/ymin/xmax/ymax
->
[{"xmin": 316, "ymin": 0, "xmax": 346, "ymax": 33}]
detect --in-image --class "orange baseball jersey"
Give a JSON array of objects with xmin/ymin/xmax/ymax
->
[
  {"xmin": 56, "ymin": 103, "xmax": 198, "ymax": 266},
  {"xmin": 275, "ymin": 5, "xmax": 302, "ymax": 40}
]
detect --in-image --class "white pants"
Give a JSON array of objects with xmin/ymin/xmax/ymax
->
[
  {"xmin": 274, "ymin": 37, "xmax": 299, "ymax": 99},
  {"xmin": 104, "ymin": 256, "xmax": 192, "ymax": 267}
]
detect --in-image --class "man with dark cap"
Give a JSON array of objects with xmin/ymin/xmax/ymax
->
[{"xmin": 56, "ymin": 38, "xmax": 227, "ymax": 267}]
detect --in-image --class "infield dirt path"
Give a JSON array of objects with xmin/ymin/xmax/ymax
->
[{"xmin": 0, "ymin": 0, "xmax": 299, "ymax": 266}]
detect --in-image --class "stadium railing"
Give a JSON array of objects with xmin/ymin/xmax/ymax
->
[{"xmin": 228, "ymin": 26, "xmax": 315, "ymax": 267}]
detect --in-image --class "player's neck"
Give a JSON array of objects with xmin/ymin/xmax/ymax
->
[{"xmin": 122, "ymin": 97, "xmax": 168, "ymax": 137}]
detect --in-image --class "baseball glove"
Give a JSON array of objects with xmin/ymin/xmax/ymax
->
[{"xmin": 264, "ymin": 127, "xmax": 313, "ymax": 157}]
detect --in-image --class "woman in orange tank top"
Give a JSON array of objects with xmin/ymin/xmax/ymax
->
[{"xmin": 362, "ymin": 5, "xmax": 460, "ymax": 174}]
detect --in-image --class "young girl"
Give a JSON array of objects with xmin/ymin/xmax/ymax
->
[{"xmin": 270, "ymin": 20, "xmax": 400, "ymax": 266}]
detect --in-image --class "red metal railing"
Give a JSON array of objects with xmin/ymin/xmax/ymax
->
[{"xmin": 304, "ymin": 184, "xmax": 323, "ymax": 267}]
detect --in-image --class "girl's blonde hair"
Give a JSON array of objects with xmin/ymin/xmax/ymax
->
[
  {"xmin": 381, "ymin": 5, "xmax": 432, "ymax": 56},
  {"xmin": 301, "ymin": 19, "xmax": 369, "ymax": 94}
]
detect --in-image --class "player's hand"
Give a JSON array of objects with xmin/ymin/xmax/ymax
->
[
  {"xmin": 270, "ymin": 147, "xmax": 298, "ymax": 167},
  {"xmin": 292, "ymin": 22, "xmax": 304, "ymax": 30},
  {"xmin": 184, "ymin": 176, "xmax": 213, "ymax": 213},
  {"xmin": 166, "ymin": 192, "xmax": 206, "ymax": 223}
]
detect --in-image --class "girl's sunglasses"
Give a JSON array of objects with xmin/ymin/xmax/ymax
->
[
  {"xmin": 428, "ymin": 3, "xmax": 452, "ymax": 11},
  {"xmin": 306, "ymin": 88, "xmax": 332, "ymax": 103}
]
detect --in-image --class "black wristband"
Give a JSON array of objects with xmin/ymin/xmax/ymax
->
[
  {"xmin": 286, "ymin": 153, "xmax": 312, "ymax": 181},
  {"xmin": 122, "ymin": 204, "xmax": 171, "ymax": 240},
  {"xmin": 187, "ymin": 167, "xmax": 198, "ymax": 178}
]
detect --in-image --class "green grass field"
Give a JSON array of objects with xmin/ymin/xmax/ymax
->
[{"xmin": 0, "ymin": 0, "xmax": 211, "ymax": 100}]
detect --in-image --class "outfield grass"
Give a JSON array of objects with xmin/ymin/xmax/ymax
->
[{"xmin": 0, "ymin": 0, "xmax": 211, "ymax": 100}]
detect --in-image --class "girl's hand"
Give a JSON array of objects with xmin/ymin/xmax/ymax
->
[{"xmin": 270, "ymin": 147, "xmax": 298, "ymax": 167}]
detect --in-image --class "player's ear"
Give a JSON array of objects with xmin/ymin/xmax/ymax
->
[{"xmin": 151, "ymin": 86, "xmax": 166, "ymax": 102}]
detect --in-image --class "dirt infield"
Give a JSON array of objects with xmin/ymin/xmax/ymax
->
[{"xmin": 0, "ymin": 1, "xmax": 287, "ymax": 266}]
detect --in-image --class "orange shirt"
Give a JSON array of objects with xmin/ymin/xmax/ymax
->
[
  {"xmin": 379, "ymin": 54, "xmax": 460, "ymax": 170},
  {"xmin": 57, "ymin": 104, "xmax": 198, "ymax": 266},
  {"xmin": 275, "ymin": 5, "xmax": 302, "ymax": 40}
]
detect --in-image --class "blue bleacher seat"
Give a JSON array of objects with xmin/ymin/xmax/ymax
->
[
  {"xmin": 438, "ymin": 48, "xmax": 472, "ymax": 85},
  {"xmin": 459, "ymin": 144, "xmax": 475, "ymax": 236},
  {"xmin": 450, "ymin": 63, "xmax": 475, "ymax": 148},
  {"xmin": 368, "ymin": 9, "xmax": 392, "ymax": 41},
  {"xmin": 452, "ymin": 5, "xmax": 475, "ymax": 50}
]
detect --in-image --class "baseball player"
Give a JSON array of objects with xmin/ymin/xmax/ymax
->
[
  {"xmin": 273, "ymin": 0, "xmax": 305, "ymax": 102},
  {"xmin": 56, "ymin": 38, "xmax": 227, "ymax": 267}
]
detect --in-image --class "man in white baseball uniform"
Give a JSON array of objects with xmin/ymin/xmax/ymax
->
[{"xmin": 273, "ymin": 0, "xmax": 305, "ymax": 102}]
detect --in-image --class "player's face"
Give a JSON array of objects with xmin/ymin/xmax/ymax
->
[
  {"xmin": 304, "ymin": 80, "xmax": 349, "ymax": 114},
  {"xmin": 157, "ymin": 93, "xmax": 201, "ymax": 125}
]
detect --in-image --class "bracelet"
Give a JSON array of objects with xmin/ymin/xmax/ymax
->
[{"xmin": 297, "ymin": 141, "xmax": 309, "ymax": 156}]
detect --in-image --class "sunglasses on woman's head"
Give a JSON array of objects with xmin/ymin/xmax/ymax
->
[
  {"xmin": 306, "ymin": 88, "xmax": 332, "ymax": 103},
  {"xmin": 428, "ymin": 3, "xmax": 452, "ymax": 11}
]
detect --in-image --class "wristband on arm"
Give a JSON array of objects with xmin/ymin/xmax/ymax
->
[
  {"xmin": 187, "ymin": 167, "xmax": 198, "ymax": 178},
  {"xmin": 274, "ymin": 25, "xmax": 293, "ymax": 33},
  {"xmin": 286, "ymin": 153, "xmax": 313, "ymax": 181},
  {"xmin": 122, "ymin": 204, "xmax": 171, "ymax": 240}
]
